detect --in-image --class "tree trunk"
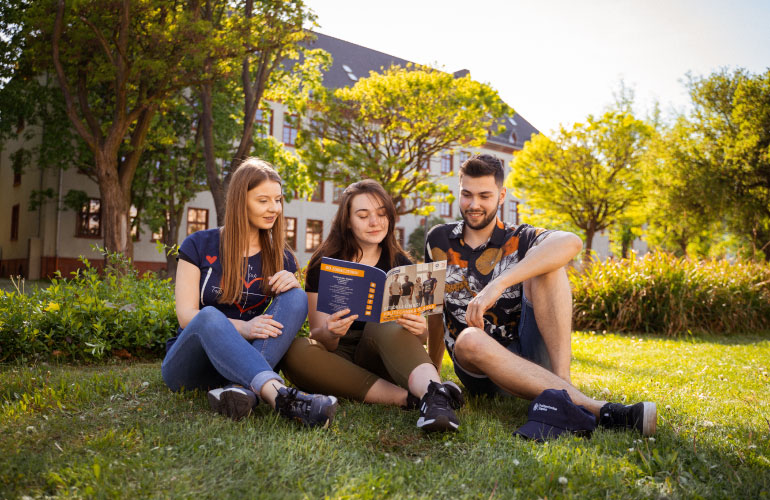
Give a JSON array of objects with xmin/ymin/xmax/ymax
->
[
  {"xmin": 200, "ymin": 79, "xmax": 226, "ymax": 225},
  {"xmin": 95, "ymin": 151, "xmax": 133, "ymax": 259},
  {"xmin": 583, "ymin": 226, "xmax": 595, "ymax": 268}
]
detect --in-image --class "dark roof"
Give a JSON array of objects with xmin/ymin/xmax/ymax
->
[
  {"xmin": 306, "ymin": 32, "xmax": 412, "ymax": 89},
  {"xmin": 301, "ymin": 31, "xmax": 539, "ymax": 150}
]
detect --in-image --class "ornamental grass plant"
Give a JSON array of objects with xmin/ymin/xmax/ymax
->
[{"xmin": 571, "ymin": 251, "xmax": 770, "ymax": 336}]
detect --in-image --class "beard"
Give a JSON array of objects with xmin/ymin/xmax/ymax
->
[{"xmin": 461, "ymin": 206, "xmax": 498, "ymax": 230}]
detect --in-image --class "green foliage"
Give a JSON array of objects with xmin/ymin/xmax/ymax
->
[
  {"xmin": 508, "ymin": 109, "xmax": 652, "ymax": 261},
  {"xmin": 571, "ymin": 252, "xmax": 770, "ymax": 335},
  {"xmin": 0, "ymin": 251, "xmax": 176, "ymax": 362},
  {"xmin": 297, "ymin": 64, "xmax": 511, "ymax": 215},
  {"xmin": 407, "ymin": 216, "xmax": 445, "ymax": 262},
  {"xmin": 682, "ymin": 68, "xmax": 770, "ymax": 260},
  {"xmin": 640, "ymin": 117, "xmax": 725, "ymax": 257}
]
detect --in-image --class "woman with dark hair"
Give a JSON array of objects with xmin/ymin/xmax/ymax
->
[
  {"xmin": 281, "ymin": 180, "xmax": 464, "ymax": 432},
  {"xmin": 161, "ymin": 158, "xmax": 337, "ymax": 427}
]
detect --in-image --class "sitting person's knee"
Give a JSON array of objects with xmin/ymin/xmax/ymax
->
[
  {"xmin": 454, "ymin": 327, "xmax": 486, "ymax": 359},
  {"xmin": 279, "ymin": 287, "xmax": 308, "ymax": 312}
]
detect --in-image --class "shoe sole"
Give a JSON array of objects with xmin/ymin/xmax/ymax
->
[
  {"xmin": 641, "ymin": 402, "xmax": 657, "ymax": 436},
  {"xmin": 417, "ymin": 415, "xmax": 459, "ymax": 432},
  {"xmin": 208, "ymin": 389, "xmax": 254, "ymax": 421}
]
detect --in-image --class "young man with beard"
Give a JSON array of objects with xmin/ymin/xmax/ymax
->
[{"xmin": 424, "ymin": 154, "xmax": 657, "ymax": 436}]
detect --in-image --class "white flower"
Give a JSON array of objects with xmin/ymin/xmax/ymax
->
[
  {"xmin": 558, "ymin": 477, "xmax": 568, "ymax": 485},
  {"xmin": 628, "ymin": 447, "xmax": 635, "ymax": 452},
  {"xmin": 512, "ymin": 459, "xmax": 520, "ymax": 466}
]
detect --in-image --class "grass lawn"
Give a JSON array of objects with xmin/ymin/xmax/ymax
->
[{"xmin": 1, "ymin": 331, "xmax": 769, "ymax": 499}]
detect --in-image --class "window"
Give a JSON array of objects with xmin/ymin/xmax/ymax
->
[
  {"xmin": 282, "ymin": 113, "xmax": 299, "ymax": 146},
  {"xmin": 130, "ymin": 205, "xmax": 139, "ymax": 241},
  {"xmin": 76, "ymin": 198, "xmax": 101, "ymax": 237},
  {"xmin": 440, "ymin": 154, "xmax": 453, "ymax": 174},
  {"xmin": 421, "ymin": 158, "xmax": 431, "ymax": 171},
  {"xmin": 13, "ymin": 169, "xmax": 21, "ymax": 186},
  {"xmin": 457, "ymin": 151, "xmax": 470, "ymax": 168},
  {"xmin": 311, "ymin": 181, "xmax": 324, "ymax": 202},
  {"xmin": 151, "ymin": 226, "xmax": 164, "ymax": 242},
  {"xmin": 439, "ymin": 201, "xmax": 452, "ymax": 218},
  {"xmin": 332, "ymin": 184, "xmax": 345, "ymax": 203},
  {"xmin": 509, "ymin": 200, "xmax": 519, "ymax": 225},
  {"xmin": 10, "ymin": 204, "xmax": 19, "ymax": 241},
  {"xmin": 255, "ymin": 108, "xmax": 273, "ymax": 138},
  {"xmin": 285, "ymin": 217, "xmax": 297, "ymax": 250},
  {"xmin": 395, "ymin": 227, "xmax": 405, "ymax": 248},
  {"xmin": 305, "ymin": 219, "xmax": 323, "ymax": 252},
  {"xmin": 186, "ymin": 208, "xmax": 209, "ymax": 235}
]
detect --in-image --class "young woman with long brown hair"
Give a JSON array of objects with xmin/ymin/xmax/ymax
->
[
  {"xmin": 161, "ymin": 158, "xmax": 337, "ymax": 427},
  {"xmin": 280, "ymin": 180, "xmax": 464, "ymax": 432}
]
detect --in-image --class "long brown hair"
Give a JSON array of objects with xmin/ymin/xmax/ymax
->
[
  {"xmin": 307, "ymin": 179, "xmax": 410, "ymax": 272},
  {"xmin": 219, "ymin": 158, "xmax": 294, "ymax": 303}
]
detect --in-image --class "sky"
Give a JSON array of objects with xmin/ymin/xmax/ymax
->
[{"xmin": 306, "ymin": 0, "xmax": 770, "ymax": 135}]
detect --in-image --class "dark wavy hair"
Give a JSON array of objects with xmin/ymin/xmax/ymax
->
[
  {"xmin": 307, "ymin": 179, "xmax": 410, "ymax": 271},
  {"xmin": 459, "ymin": 153, "xmax": 505, "ymax": 187}
]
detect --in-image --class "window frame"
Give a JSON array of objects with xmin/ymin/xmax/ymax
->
[
  {"xmin": 255, "ymin": 108, "xmax": 274, "ymax": 139},
  {"xmin": 282, "ymin": 113, "xmax": 299, "ymax": 147},
  {"xmin": 75, "ymin": 198, "xmax": 102, "ymax": 238},
  {"xmin": 10, "ymin": 204, "xmax": 20, "ymax": 241},
  {"xmin": 285, "ymin": 216, "xmax": 297, "ymax": 250},
  {"xmin": 186, "ymin": 207, "xmax": 209, "ymax": 236},
  {"xmin": 305, "ymin": 219, "xmax": 323, "ymax": 252}
]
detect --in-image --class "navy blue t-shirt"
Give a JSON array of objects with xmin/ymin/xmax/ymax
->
[{"xmin": 166, "ymin": 228, "xmax": 297, "ymax": 350}]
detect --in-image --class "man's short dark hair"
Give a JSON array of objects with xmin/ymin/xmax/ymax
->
[{"xmin": 459, "ymin": 153, "xmax": 504, "ymax": 187}]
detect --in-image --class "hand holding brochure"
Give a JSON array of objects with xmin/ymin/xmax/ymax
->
[{"xmin": 316, "ymin": 257, "xmax": 447, "ymax": 323}]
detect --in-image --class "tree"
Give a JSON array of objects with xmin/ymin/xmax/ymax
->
[
  {"xmin": 130, "ymin": 93, "xmax": 211, "ymax": 279},
  {"xmin": 297, "ymin": 64, "xmax": 512, "ymax": 215},
  {"xmin": 508, "ymin": 110, "xmax": 652, "ymax": 264},
  {"xmin": 407, "ymin": 216, "xmax": 445, "ymax": 262},
  {"xmin": 195, "ymin": 0, "xmax": 323, "ymax": 225},
  {"xmin": 5, "ymin": 0, "xmax": 208, "ymax": 258},
  {"xmin": 683, "ymin": 68, "xmax": 770, "ymax": 260},
  {"xmin": 640, "ymin": 117, "xmax": 724, "ymax": 257}
]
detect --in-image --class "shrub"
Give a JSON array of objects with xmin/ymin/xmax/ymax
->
[
  {"xmin": 0, "ymin": 252, "xmax": 177, "ymax": 362},
  {"xmin": 570, "ymin": 251, "xmax": 770, "ymax": 335}
]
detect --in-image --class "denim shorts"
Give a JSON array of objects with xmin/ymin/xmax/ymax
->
[{"xmin": 452, "ymin": 292, "xmax": 552, "ymax": 397}]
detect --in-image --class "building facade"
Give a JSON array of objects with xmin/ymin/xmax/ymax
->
[{"xmin": 4, "ymin": 32, "xmax": 613, "ymax": 279}]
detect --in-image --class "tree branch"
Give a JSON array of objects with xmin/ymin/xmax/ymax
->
[{"xmin": 52, "ymin": 0, "xmax": 97, "ymax": 151}]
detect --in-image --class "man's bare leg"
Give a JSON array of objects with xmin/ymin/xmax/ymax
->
[
  {"xmin": 524, "ymin": 266, "xmax": 573, "ymax": 383},
  {"xmin": 454, "ymin": 327, "xmax": 604, "ymax": 416}
]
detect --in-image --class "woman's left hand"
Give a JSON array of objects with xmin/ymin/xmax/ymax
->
[
  {"xmin": 268, "ymin": 270, "xmax": 300, "ymax": 293},
  {"xmin": 396, "ymin": 313, "xmax": 427, "ymax": 336}
]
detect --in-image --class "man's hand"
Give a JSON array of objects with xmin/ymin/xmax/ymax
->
[{"xmin": 465, "ymin": 279, "xmax": 507, "ymax": 329}]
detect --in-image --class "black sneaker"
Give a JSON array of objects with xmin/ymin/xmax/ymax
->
[
  {"xmin": 275, "ymin": 387, "xmax": 338, "ymax": 428},
  {"xmin": 416, "ymin": 381, "xmax": 460, "ymax": 432},
  {"xmin": 403, "ymin": 392, "xmax": 420, "ymax": 410},
  {"xmin": 207, "ymin": 384, "xmax": 257, "ymax": 421},
  {"xmin": 442, "ymin": 381, "xmax": 465, "ymax": 410},
  {"xmin": 599, "ymin": 401, "xmax": 657, "ymax": 436}
]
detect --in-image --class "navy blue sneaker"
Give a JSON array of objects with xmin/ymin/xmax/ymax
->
[
  {"xmin": 417, "ymin": 381, "xmax": 461, "ymax": 432},
  {"xmin": 207, "ymin": 384, "xmax": 258, "ymax": 421},
  {"xmin": 275, "ymin": 387, "xmax": 338, "ymax": 428},
  {"xmin": 599, "ymin": 401, "xmax": 657, "ymax": 436}
]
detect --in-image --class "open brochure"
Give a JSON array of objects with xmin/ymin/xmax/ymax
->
[{"xmin": 316, "ymin": 257, "xmax": 447, "ymax": 323}]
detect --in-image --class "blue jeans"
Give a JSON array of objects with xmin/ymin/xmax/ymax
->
[
  {"xmin": 161, "ymin": 287, "xmax": 308, "ymax": 393},
  {"xmin": 453, "ymin": 291, "xmax": 552, "ymax": 397}
]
